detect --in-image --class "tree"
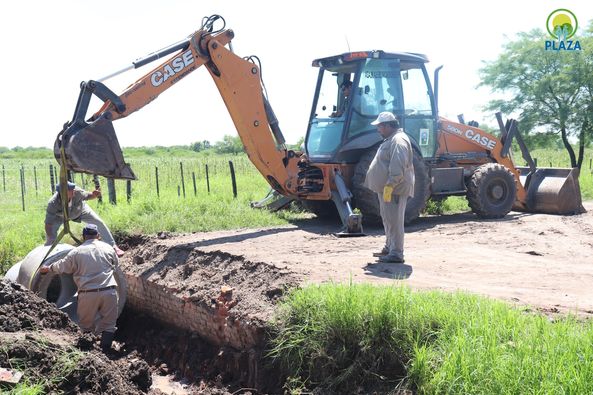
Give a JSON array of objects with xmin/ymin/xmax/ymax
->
[
  {"xmin": 189, "ymin": 141, "xmax": 203, "ymax": 152},
  {"xmin": 480, "ymin": 24, "xmax": 593, "ymax": 168},
  {"xmin": 214, "ymin": 135, "xmax": 244, "ymax": 155},
  {"xmin": 286, "ymin": 136, "xmax": 305, "ymax": 151}
]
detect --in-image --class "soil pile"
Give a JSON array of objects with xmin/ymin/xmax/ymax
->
[
  {"xmin": 0, "ymin": 279, "xmax": 77, "ymax": 332},
  {"xmin": 121, "ymin": 235, "xmax": 301, "ymax": 321},
  {"xmin": 0, "ymin": 279, "xmax": 153, "ymax": 394}
]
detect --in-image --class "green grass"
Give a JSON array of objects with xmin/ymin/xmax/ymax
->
[{"xmin": 270, "ymin": 283, "xmax": 593, "ymax": 394}]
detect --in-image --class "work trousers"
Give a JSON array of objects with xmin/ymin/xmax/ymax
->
[
  {"xmin": 77, "ymin": 288, "xmax": 119, "ymax": 334},
  {"xmin": 46, "ymin": 208, "xmax": 115, "ymax": 246},
  {"xmin": 377, "ymin": 193, "xmax": 407, "ymax": 260}
]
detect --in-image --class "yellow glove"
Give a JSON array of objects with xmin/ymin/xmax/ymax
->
[{"xmin": 383, "ymin": 185, "xmax": 394, "ymax": 202}]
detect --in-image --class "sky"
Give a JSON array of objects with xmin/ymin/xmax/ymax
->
[{"xmin": 1, "ymin": 1, "xmax": 591, "ymax": 148}]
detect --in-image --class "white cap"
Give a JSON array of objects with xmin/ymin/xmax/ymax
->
[{"xmin": 370, "ymin": 111, "xmax": 397, "ymax": 125}]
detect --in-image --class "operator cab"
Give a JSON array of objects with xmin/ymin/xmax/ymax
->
[{"xmin": 306, "ymin": 51, "xmax": 437, "ymax": 163}]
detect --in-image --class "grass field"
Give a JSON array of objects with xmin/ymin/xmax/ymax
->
[
  {"xmin": 271, "ymin": 284, "xmax": 593, "ymax": 394},
  {"xmin": 1, "ymin": 148, "xmax": 592, "ymax": 273}
]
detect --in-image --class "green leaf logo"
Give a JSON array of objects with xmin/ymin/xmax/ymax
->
[{"xmin": 547, "ymin": 9, "xmax": 578, "ymax": 40}]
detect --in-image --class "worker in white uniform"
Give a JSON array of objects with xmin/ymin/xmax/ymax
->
[
  {"xmin": 40, "ymin": 224, "xmax": 120, "ymax": 353},
  {"xmin": 364, "ymin": 112, "xmax": 415, "ymax": 263},
  {"xmin": 45, "ymin": 181, "xmax": 124, "ymax": 257}
]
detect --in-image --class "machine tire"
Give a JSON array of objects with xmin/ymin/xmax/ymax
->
[
  {"xmin": 406, "ymin": 152, "xmax": 431, "ymax": 224},
  {"xmin": 466, "ymin": 163, "xmax": 516, "ymax": 219},
  {"xmin": 351, "ymin": 147, "xmax": 431, "ymax": 225}
]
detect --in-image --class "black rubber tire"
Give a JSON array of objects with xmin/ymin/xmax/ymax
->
[
  {"xmin": 406, "ymin": 152, "xmax": 431, "ymax": 224},
  {"xmin": 351, "ymin": 149, "xmax": 382, "ymax": 224},
  {"xmin": 351, "ymin": 147, "xmax": 431, "ymax": 225},
  {"xmin": 466, "ymin": 163, "xmax": 516, "ymax": 219}
]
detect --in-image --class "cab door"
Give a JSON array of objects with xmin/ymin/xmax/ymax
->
[{"xmin": 399, "ymin": 65, "xmax": 437, "ymax": 158}]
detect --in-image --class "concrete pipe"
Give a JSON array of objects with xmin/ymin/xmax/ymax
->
[{"xmin": 4, "ymin": 244, "xmax": 127, "ymax": 323}]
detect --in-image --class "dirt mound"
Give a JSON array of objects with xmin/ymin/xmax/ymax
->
[
  {"xmin": 0, "ymin": 333, "xmax": 147, "ymax": 394},
  {"xmin": 0, "ymin": 279, "xmax": 77, "ymax": 332},
  {"xmin": 121, "ymin": 237, "xmax": 301, "ymax": 321},
  {"xmin": 0, "ymin": 279, "xmax": 154, "ymax": 394}
]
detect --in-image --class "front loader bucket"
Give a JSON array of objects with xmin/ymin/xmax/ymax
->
[
  {"xmin": 517, "ymin": 167, "xmax": 585, "ymax": 215},
  {"xmin": 54, "ymin": 116, "xmax": 136, "ymax": 180}
]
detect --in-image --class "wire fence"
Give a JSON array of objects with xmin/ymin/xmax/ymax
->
[
  {"xmin": 2, "ymin": 152, "xmax": 591, "ymax": 213},
  {"xmin": 0, "ymin": 155, "xmax": 259, "ymax": 212}
]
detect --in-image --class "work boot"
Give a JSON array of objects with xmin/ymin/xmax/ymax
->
[
  {"xmin": 377, "ymin": 254, "xmax": 405, "ymax": 264},
  {"xmin": 372, "ymin": 247, "xmax": 390, "ymax": 257},
  {"xmin": 100, "ymin": 331, "xmax": 115, "ymax": 354}
]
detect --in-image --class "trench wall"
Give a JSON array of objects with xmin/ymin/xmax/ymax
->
[{"xmin": 123, "ymin": 273, "xmax": 266, "ymax": 351}]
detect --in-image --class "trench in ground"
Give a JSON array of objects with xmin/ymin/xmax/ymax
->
[{"xmin": 111, "ymin": 235, "xmax": 302, "ymax": 393}]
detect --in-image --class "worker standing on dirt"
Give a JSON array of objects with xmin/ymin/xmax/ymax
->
[
  {"xmin": 364, "ymin": 112, "xmax": 415, "ymax": 263},
  {"xmin": 39, "ymin": 224, "xmax": 119, "ymax": 354},
  {"xmin": 44, "ymin": 181, "xmax": 124, "ymax": 257}
]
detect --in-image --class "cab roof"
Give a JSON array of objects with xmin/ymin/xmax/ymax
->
[{"xmin": 312, "ymin": 51, "xmax": 429, "ymax": 68}]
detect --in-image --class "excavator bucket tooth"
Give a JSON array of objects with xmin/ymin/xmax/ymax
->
[
  {"xmin": 54, "ymin": 116, "xmax": 136, "ymax": 180},
  {"xmin": 517, "ymin": 167, "xmax": 585, "ymax": 215}
]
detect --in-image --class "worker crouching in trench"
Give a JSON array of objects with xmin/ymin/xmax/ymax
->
[{"xmin": 40, "ymin": 224, "xmax": 120, "ymax": 354}]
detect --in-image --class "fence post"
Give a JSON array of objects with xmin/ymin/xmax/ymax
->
[
  {"xmin": 2, "ymin": 164, "xmax": 5, "ymax": 192},
  {"xmin": 192, "ymin": 172, "xmax": 197, "ymax": 196},
  {"xmin": 155, "ymin": 166, "xmax": 160, "ymax": 197},
  {"xmin": 126, "ymin": 180, "xmax": 132, "ymax": 203},
  {"xmin": 21, "ymin": 165, "xmax": 26, "ymax": 195},
  {"xmin": 229, "ymin": 160, "xmax": 237, "ymax": 198},
  {"xmin": 53, "ymin": 166, "xmax": 58, "ymax": 186},
  {"xmin": 92, "ymin": 175, "xmax": 103, "ymax": 204},
  {"xmin": 107, "ymin": 178, "xmax": 116, "ymax": 205},
  {"xmin": 205, "ymin": 164, "xmax": 210, "ymax": 193},
  {"xmin": 67, "ymin": 170, "xmax": 73, "ymax": 183},
  {"xmin": 49, "ymin": 164, "xmax": 55, "ymax": 194},
  {"xmin": 20, "ymin": 167, "xmax": 25, "ymax": 211},
  {"xmin": 589, "ymin": 158, "xmax": 591, "ymax": 170},
  {"xmin": 534, "ymin": 157, "xmax": 537, "ymax": 167},
  {"xmin": 180, "ymin": 162, "xmax": 186, "ymax": 198},
  {"xmin": 177, "ymin": 185, "xmax": 181, "ymax": 197},
  {"xmin": 34, "ymin": 166, "xmax": 38, "ymax": 196}
]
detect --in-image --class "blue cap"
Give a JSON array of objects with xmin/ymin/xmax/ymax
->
[
  {"xmin": 82, "ymin": 224, "xmax": 99, "ymax": 236},
  {"xmin": 56, "ymin": 182, "xmax": 76, "ymax": 193}
]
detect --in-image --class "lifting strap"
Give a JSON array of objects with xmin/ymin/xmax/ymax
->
[{"xmin": 31, "ymin": 131, "xmax": 82, "ymax": 288}]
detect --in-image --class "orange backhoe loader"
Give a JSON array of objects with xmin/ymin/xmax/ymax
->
[{"xmin": 54, "ymin": 15, "xmax": 584, "ymax": 236}]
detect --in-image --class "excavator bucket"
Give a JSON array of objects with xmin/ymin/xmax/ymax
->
[
  {"xmin": 517, "ymin": 167, "xmax": 585, "ymax": 215},
  {"xmin": 54, "ymin": 116, "xmax": 136, "ymax": 180}
]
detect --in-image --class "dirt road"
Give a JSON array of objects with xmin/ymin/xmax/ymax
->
[{"xmin": 146, "ymin": 202, "xmax": 593, "ymax": 316}]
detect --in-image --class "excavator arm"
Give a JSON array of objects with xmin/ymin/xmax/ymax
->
[{"xmin": 54, "ymin": 15, "xmax": 300, "ymax": 196}]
